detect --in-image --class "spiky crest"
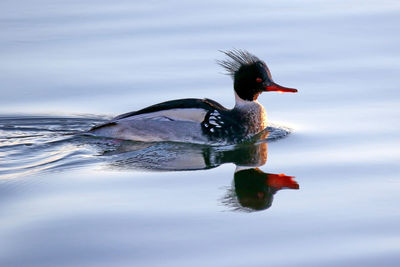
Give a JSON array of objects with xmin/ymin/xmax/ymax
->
[{"xmin": 217, "ymin": 49, "xmax": 261, "ymax": 77}]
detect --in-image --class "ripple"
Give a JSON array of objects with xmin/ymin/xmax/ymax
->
[{"xmin": 0, "ymin": 115, "xmax": 292, "ymax": 179}]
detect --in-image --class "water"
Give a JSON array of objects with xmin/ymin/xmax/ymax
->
[{"xmin": 1, "ymin": 0, "xmax": 400, "ymax": 266}]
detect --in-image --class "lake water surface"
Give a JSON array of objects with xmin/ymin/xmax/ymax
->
[{"xmin": 1, "ymin": 0, "xmax": 400, "ymax": 266}]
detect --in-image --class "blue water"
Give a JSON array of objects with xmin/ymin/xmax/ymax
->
[{"xmin": 1, "ymin": 0, "xmax": 400, "ymax": 266}]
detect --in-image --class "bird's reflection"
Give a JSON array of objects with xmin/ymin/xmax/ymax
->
[
  {"xmin": 98, "ymin": 128, "xmax": 298, "ymax": 212},
  {"xmin": 223, "ymin": 168, "xmax": 298, "ymax": 212}
]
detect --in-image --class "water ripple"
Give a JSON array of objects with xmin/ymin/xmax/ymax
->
[{"xmin": 0, "ymin": 115, "xmax": 291, "ymax": 179}]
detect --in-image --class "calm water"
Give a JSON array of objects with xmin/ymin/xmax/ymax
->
[{"xmin": 1, "ymin": 0, "xmax": 400, "ymax": 266}]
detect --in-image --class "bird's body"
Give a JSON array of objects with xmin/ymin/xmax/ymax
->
[
  {"xmin": 89, "ymin": 50, "xmax": 297, "ymax": 144},
  {"xmin": 90, "ymin": 97, "xmax": 266, "ymax": 144}
]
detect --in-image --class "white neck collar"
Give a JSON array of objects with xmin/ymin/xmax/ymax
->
[
  {"xmin": 235, "ymin": 165, "xmax": 258, "ymax": 172},
  {"xmin": 234, "ymin": 91, "xmax": 258, "ymax": 108}
]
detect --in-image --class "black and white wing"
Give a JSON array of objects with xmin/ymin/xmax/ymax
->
[
  {"xmin": 90, "ymin": 98, "xmax": 227, "ymax": 131},
  {"xmin": 201, "ymin": 109, "xmax": 244, "ymax": 143}
]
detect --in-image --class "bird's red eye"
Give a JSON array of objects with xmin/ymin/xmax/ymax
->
[{"xmin": 256, "ymin": 78, "xmax": 263, "ymax": 83}]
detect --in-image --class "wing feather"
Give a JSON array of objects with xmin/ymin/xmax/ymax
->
[
  {"xmin": 89, "ymin": 98, "xmax": 227, "ymax": 132},
  {"xmin": 114, "ymin": 98, "xmax": 226, "ymax": 120}
]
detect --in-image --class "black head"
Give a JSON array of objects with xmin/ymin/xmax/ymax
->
[
  {"xmin": 222, "ymin": 168, "xmax": 299, "ymax": 212},
  {"xmin": 218, "ymin": 50, "xmax": 297, "ymax": 101}
]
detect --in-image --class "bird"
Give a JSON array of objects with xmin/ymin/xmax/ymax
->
[{"xmin": 88, "ymin": 50, "xmax": 298, "ymax": 144}]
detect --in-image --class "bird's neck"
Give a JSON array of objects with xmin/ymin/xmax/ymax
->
[
  {"xmin": 233, "ymin": 92, "xmax": 267, "ymax": 132},
  {"xmin": 233, "ymin": 91, "xmax": 262, "ymax": 110}
]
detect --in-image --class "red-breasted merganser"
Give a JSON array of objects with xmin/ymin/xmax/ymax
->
[{"xmin": 89, "ymin": 50, "xmax": 298, "ymax": 144}]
